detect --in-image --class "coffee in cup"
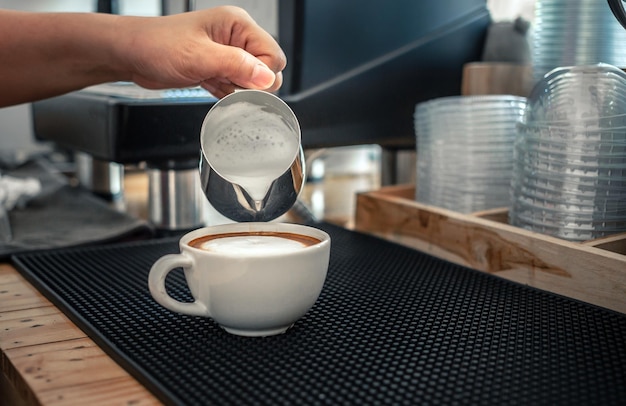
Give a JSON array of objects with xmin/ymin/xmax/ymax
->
[
  {"xmin": 189, "ymin": 230, "xmax": 321, "ymax": 253},
  {"xmin": 148, "ymin": 222, "xmax": 331, "ymax": 337}
]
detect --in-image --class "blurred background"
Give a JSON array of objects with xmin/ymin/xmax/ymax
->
[
  {"xmin": 0, "ymin": 0, "xmax": 534, "ymax": 154},
  {"xmin": 0, "ymin": 0, "xmax": 536, "ymax": 227}
]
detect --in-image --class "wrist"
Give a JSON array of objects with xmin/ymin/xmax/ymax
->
[
  {"xmin": 77, "ymin": 12, "xmax": 134, "ymax": 83},
  {"xmin": 105, "ymin": 14, "xmax": 142, "ymax": 83}
]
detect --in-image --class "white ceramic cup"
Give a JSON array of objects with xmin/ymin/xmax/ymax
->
[{"xmin": 148, "ymin": 222, "xmax": 331, "ymax": 337}]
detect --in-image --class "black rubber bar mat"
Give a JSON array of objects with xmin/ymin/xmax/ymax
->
[{"xmin": 11, "ymin": 222, "xmax": 626, "ymax": 405}]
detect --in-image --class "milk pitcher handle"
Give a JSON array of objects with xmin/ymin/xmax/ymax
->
[{"xmin": 148, "ymin": 254, "xmax": 210, "ymax": 317}]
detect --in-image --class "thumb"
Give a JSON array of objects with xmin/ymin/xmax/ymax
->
[
  {"xmin": 221, "ymin": 47, "xmax": 277, "ymax": 90},
  {"xmin": 249, "ymin": 61, "xmax": 277, "ymax": 89}
]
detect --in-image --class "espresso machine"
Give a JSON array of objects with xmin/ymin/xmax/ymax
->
[{"xmin": 32, "ymin": 83, "xmax": 218, "ymax": 231}]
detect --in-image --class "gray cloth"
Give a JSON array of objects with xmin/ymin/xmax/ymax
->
[{"xmin": 0, "ymin": 159, "xmax": 154, "ymax": 259}]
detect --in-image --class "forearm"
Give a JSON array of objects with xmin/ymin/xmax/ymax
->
[
  {"xmin": 0, "ymin": 6, "xmax": 285, "ymax": 107},
  {"xmin": 0, "ymin": 9, "xmax": 130, "ymax": 107}
]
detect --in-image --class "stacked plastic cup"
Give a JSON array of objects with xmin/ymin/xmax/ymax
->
[
  {"xmin": 511, "ymin": 63, "xmax": 626, "ymax": 241},
  {"xmin": 531, "ymin": 0, "xmax": 626, "ymax": 84},
  {"xmin": 414, "ymin": 95, "xmax": 527, "ymax": 213}
]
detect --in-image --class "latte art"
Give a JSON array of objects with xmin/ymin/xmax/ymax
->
[{"xmin": 190, "ymin": 231, "xmax": 321, "ymax": 255}]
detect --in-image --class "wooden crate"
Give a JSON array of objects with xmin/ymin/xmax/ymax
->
[
  {"xmin": 461, "ymin": 62, "xmax": 533, "ymax": 97},
  {"xmin": 354, "ymin": 185, "xmax": 626, "ymax": 315}
]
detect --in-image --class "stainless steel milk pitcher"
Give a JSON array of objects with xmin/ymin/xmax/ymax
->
[{"xmin": 199, "ymin": 90, "xmax": 305, "ymax": 222}]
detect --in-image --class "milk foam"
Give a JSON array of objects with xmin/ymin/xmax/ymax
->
[
  {"xmin": 199, "ymin": 235, "xmax": 306, "ymax": 255},
  {"xmin": 203, "ymin": 101, "xmax": 299, "ymax": 201}
]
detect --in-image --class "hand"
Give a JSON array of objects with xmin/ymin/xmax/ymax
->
[
  {"xmin": 0, "ymin": 7, "xmax": 286, "ymax": 107},
  {"xmin": 118, "ymin": 6, "xmax": 287, "ymax": 98}
]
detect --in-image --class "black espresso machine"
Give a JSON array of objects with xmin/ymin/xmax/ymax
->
[
  {"xmin": 31, "ymin": 0, "xmax": 491, "ymax": 231},
  {"xmin": 33, "ymin": 83, "xmax": 217, "ymax": 231}
]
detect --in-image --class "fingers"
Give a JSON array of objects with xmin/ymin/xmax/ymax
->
[
  {"xmin": 201, "ymin": 44, "xmax": 284, "ymax": 98},
  {"xmin": 124, "ymin": 6, "xmax": 286, "ymax": 98},
  {"xmin": 200, "ymin": 72, "xmax": 282, "ymax": 99},
  {"xmin": 200, "ymin": 78, "xmax": 235, "ymax": 99},
  {"xmin": 208, "ymin": 6, "xmax": 286, "ymax": 72},
  {"xmin": 200, "ymin": 6, "xmax": 286, "ymax": 97}
]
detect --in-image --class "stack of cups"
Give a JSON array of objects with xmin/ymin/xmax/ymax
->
[
  {"xmin": 531, "ymin": 0, "xmax": 626, "ymax": 84},
  {"xmin": 414, "ymin": 95, "xmax": 527, "ymax": 213},
  {"xmin": 511, "ymin": 63, "xmax": 626, "ymax": 241}
]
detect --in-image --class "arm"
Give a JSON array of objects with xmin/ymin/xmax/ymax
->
[{"xmin": 0, "ymin": 6, "xmax": 286, "ymax": 107}]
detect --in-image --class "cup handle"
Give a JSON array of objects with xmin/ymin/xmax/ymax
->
[{"xmin": 148, "ymin": 254, "xmax": 210, "ymax": 317}]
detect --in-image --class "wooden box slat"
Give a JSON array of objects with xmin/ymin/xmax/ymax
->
[{"xmin": 355, "ymin": 185, "xmax": 626, "ymax": 314}]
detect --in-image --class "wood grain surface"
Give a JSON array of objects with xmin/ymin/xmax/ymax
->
[
  {"xmin": 355, "ymin": 185, "xmax": 626, "ymax": 315},
  {"xmin": 0, "ymin": 264, "xmax": 161, "ymax": 405}
]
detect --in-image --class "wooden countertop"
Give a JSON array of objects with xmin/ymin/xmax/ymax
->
[
  {"xmin": 0, "ymin": 168, "xmax": 378, "ymax": 405},
  {"xmin": 0, "ymin": 171, "xmax": 165, "ymax": 405},
  {"xmin": 0, "ymin": 263, "xmax": 161, "ymax": 405}
]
